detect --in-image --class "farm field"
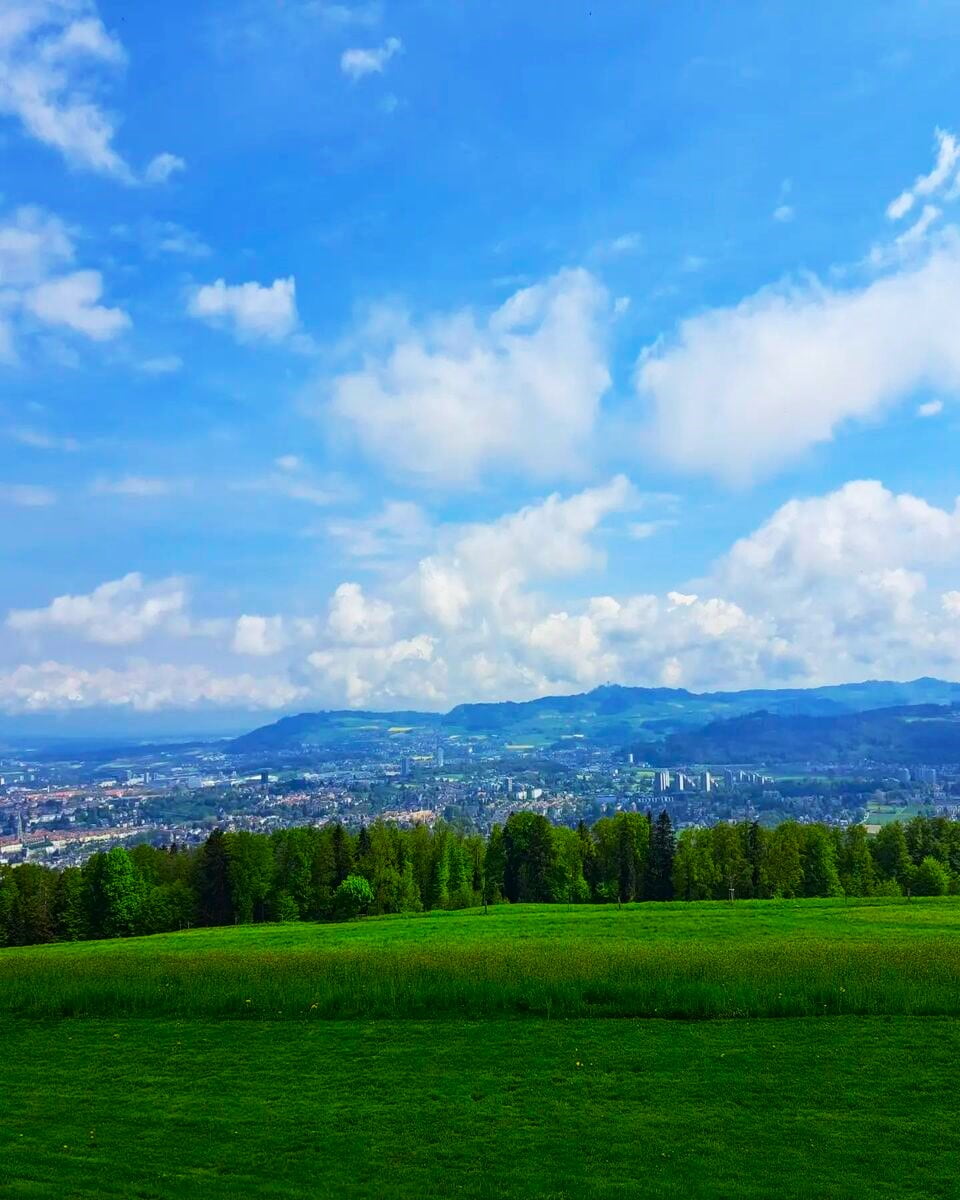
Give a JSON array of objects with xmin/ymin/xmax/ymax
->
[{"xmin": 5, "ymin": 899, "xmax": 960, "ymax": 1198}]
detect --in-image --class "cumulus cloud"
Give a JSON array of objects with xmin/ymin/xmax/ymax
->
[
  {"xmin": 300, "ymin": 479, "xmax": 960, "ymax": 706},
  {"xmin": 0, "ymin": 0, "xmax": 180, "ymax": 181},
  {"xmin": 340, "ymin": 36, "xmax": 402, "ymax": 79},
  {"xmin": 232, "ymin": 615, "xmax": 290, "ymax": 657},
  {"xmin": 328, "ymin": 268, "xmax": 612, "ymax": 483},
  {"xmin": 638, "ymin": 237, "xmax": 960, "ymax": 484},
  {"xmin": 7, "ymin": 573, "xmax": 190, "ymax": 645},
  {"xmin": 0, "ymin": 205, "xmax": 129, "ymax": 357},
  {"xmin": 327, "ymin": 582, "xmax": 394, "ymax": 644},
  {"xmin": 188, "ymin": 277, "xmax": 298, "ymax": 342},
  {"xmin": 23, "ymin": 269, "xmax": 129, "ymax": 339},
  {"xmin": 0, "ymin": 660, "xmax": 304, "ymax": 712},
  {"xmin": 10, "ymin": 479, "xmax": 960, "ymax": 714}
]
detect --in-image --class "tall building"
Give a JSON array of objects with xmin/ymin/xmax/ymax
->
[
  {"xmin": 654, "ymin": 769, "xmax": 671, "ymax": 793},
  {"xmin": 702, "ymin": 771, "xmax": 713, "ymax": 793},
  {"xmin": 436, "ymin": 746, "xmax": 445, "ymax": 769}
]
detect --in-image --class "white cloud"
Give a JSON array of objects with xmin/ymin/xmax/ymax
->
[
  {"xmin": 188, "ymin": 277, "xmax": 298, "ymax": 342},
  {"xmin": 886, "ymin": 128, "xmax": 960, "ymax": 221},
  {"xmin": 10, "ymin": 478, "xmax": 960, "ymax": 713},
  {"xmin": 0, "ymin": 205, "xmax": 73, "ymax": 283},
  {"xmin": 0, "ymin": 483, "xmax": 57, "ymax": 506},
  {"xmin": 773, "ymin": 204, "xmax": 794, "ymax": 223},
  {"xmin": 145, "ymin": 221, "xmax": 210, "ymax": 258},
  {"xmin": 232, "ymin": 615, "xmax": 289, "ymax": 657},
  {"xmin": 0, "ymin": 660, "xmax": 304, "ymax": 712},
  {"xmin": 328, "ymin": 268, "xmax": 612, "ymax": 483},
  {"xmin": 0, "ymin": 0, "xmax": 178, "ymax": 182},
  {"xmin": 24, "ymin": 269, "xmax": 129, "ymax": 339},
  {"xmin": 326, "ymin": 582, "xmax": 394, "ymax": 645},
  {"xmin": 143, "ymin": 152, "xmax": 185, "ymax": 184},
  {"xmin": 918, "ymin": 399, "xmax": 943, "ymax": 418},
  {"xmin": 340, "ymin": 35, "xmax": 402, "ymax": 79},
  {"xmin": 638, "ymin": 236, "xmax": 960, "ymax": 484},
  {"xmin": 0, "ymin": 205, "xmax": 129, "ymax": 356},
  {"xmin": 7, "ymin": 573, "xmax": 189, "ymax": 645}
]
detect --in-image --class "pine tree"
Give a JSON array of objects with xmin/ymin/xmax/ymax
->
[
  {"xmin": 331, "ymin": 823, "xmax": 354, "ymax": 887},
  {"xmin": 616, "ymin": 817, "xmax": 637, "ymax": 902},
  {"xmin": 195, "ymin": 829, "xmax": 233, "ymax": 926},
  {"xmin": 645, "ymin": 811, "xmax": 675, "ymax": 900}
]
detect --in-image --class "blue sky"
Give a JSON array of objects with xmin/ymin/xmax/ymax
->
[{"xmin": 3, "ymin": 0, "xmax": 960, "ymax": 734}]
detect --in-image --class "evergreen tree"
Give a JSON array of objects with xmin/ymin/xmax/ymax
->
[
  {"xmin": 645, "ymin": 811, "xmax": 675, "ymax": 900},
  {"xmin": 195, "ymin": 829, "xmax": 233, "ymax": 926},
  {"xmin": 331, "ymin": 823, "xmax": 354, "ymax": 887},
  {"xmin": 0, "ymin": 867, "xmax": 19, "ymax": 947},
  {"xmin": 745, "ymin": 822, "xmax": 766, "ymax": 897},
  {"xmin": 483, "ymin": 824, "xmax": 506, "ymax": 903}
]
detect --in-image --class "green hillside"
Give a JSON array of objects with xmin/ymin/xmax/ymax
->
[
  {"xmin": 228, "ymin": 678, "xmax": 960, "ymax": 753},
  {"xmin": 652, "ymin": 702, "xmax": 960, "ymax": 765},
  {"xmin": 5, "ymin": 900, "xmax": 960, "ymax": 1199}
]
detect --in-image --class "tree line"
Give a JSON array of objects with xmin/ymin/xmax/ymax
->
[{"xmin": 1, "ymin": 811, "xmax": 959, "ymax": 947}]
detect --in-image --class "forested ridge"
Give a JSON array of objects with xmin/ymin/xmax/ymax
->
[{"xmin": 2, "ymin": 811, "xmax": 959, "ymax": 948}]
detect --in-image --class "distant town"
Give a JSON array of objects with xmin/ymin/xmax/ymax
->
[{"xmin": 2, "ymin": 716, "xmax": 957, "ymax": 867}]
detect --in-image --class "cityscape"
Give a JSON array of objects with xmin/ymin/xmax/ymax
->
[{"xmin": 3, "ymin": 705, "xmax": 957, "ymax": 868}]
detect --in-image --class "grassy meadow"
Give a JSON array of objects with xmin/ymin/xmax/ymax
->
[
  {"xmin": 5, "ymin": 897, "xmax": 960, "ymax": 1198},
  {"xmin": 3, "ymin": 896, "xmax": 960, "ymax": 1020},
  {"xmin": 4, "ymin": 1016, "xmax": 960, "ymax": 1199}
]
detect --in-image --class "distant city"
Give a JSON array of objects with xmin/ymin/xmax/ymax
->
[{"xmin": 3, "ymin": 680, "xmax": 959, "ymax": 867}]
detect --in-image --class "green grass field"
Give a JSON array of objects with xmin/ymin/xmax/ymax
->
[
  {"xmin": 4, "ymin": 899, "xmax": 960, "ymax": 1198},
  {"xmin": 4, "ymin": 897, "xmax": 960, "ymax": 1020}
]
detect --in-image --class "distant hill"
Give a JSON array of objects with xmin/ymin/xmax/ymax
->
[
  {"xmin": 648, "ymin": 703, "xmax": 960, "ymax": 766},
  {"xmin": 228, "ymin": 678, "xmax": 960, "ymax": 755}
]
